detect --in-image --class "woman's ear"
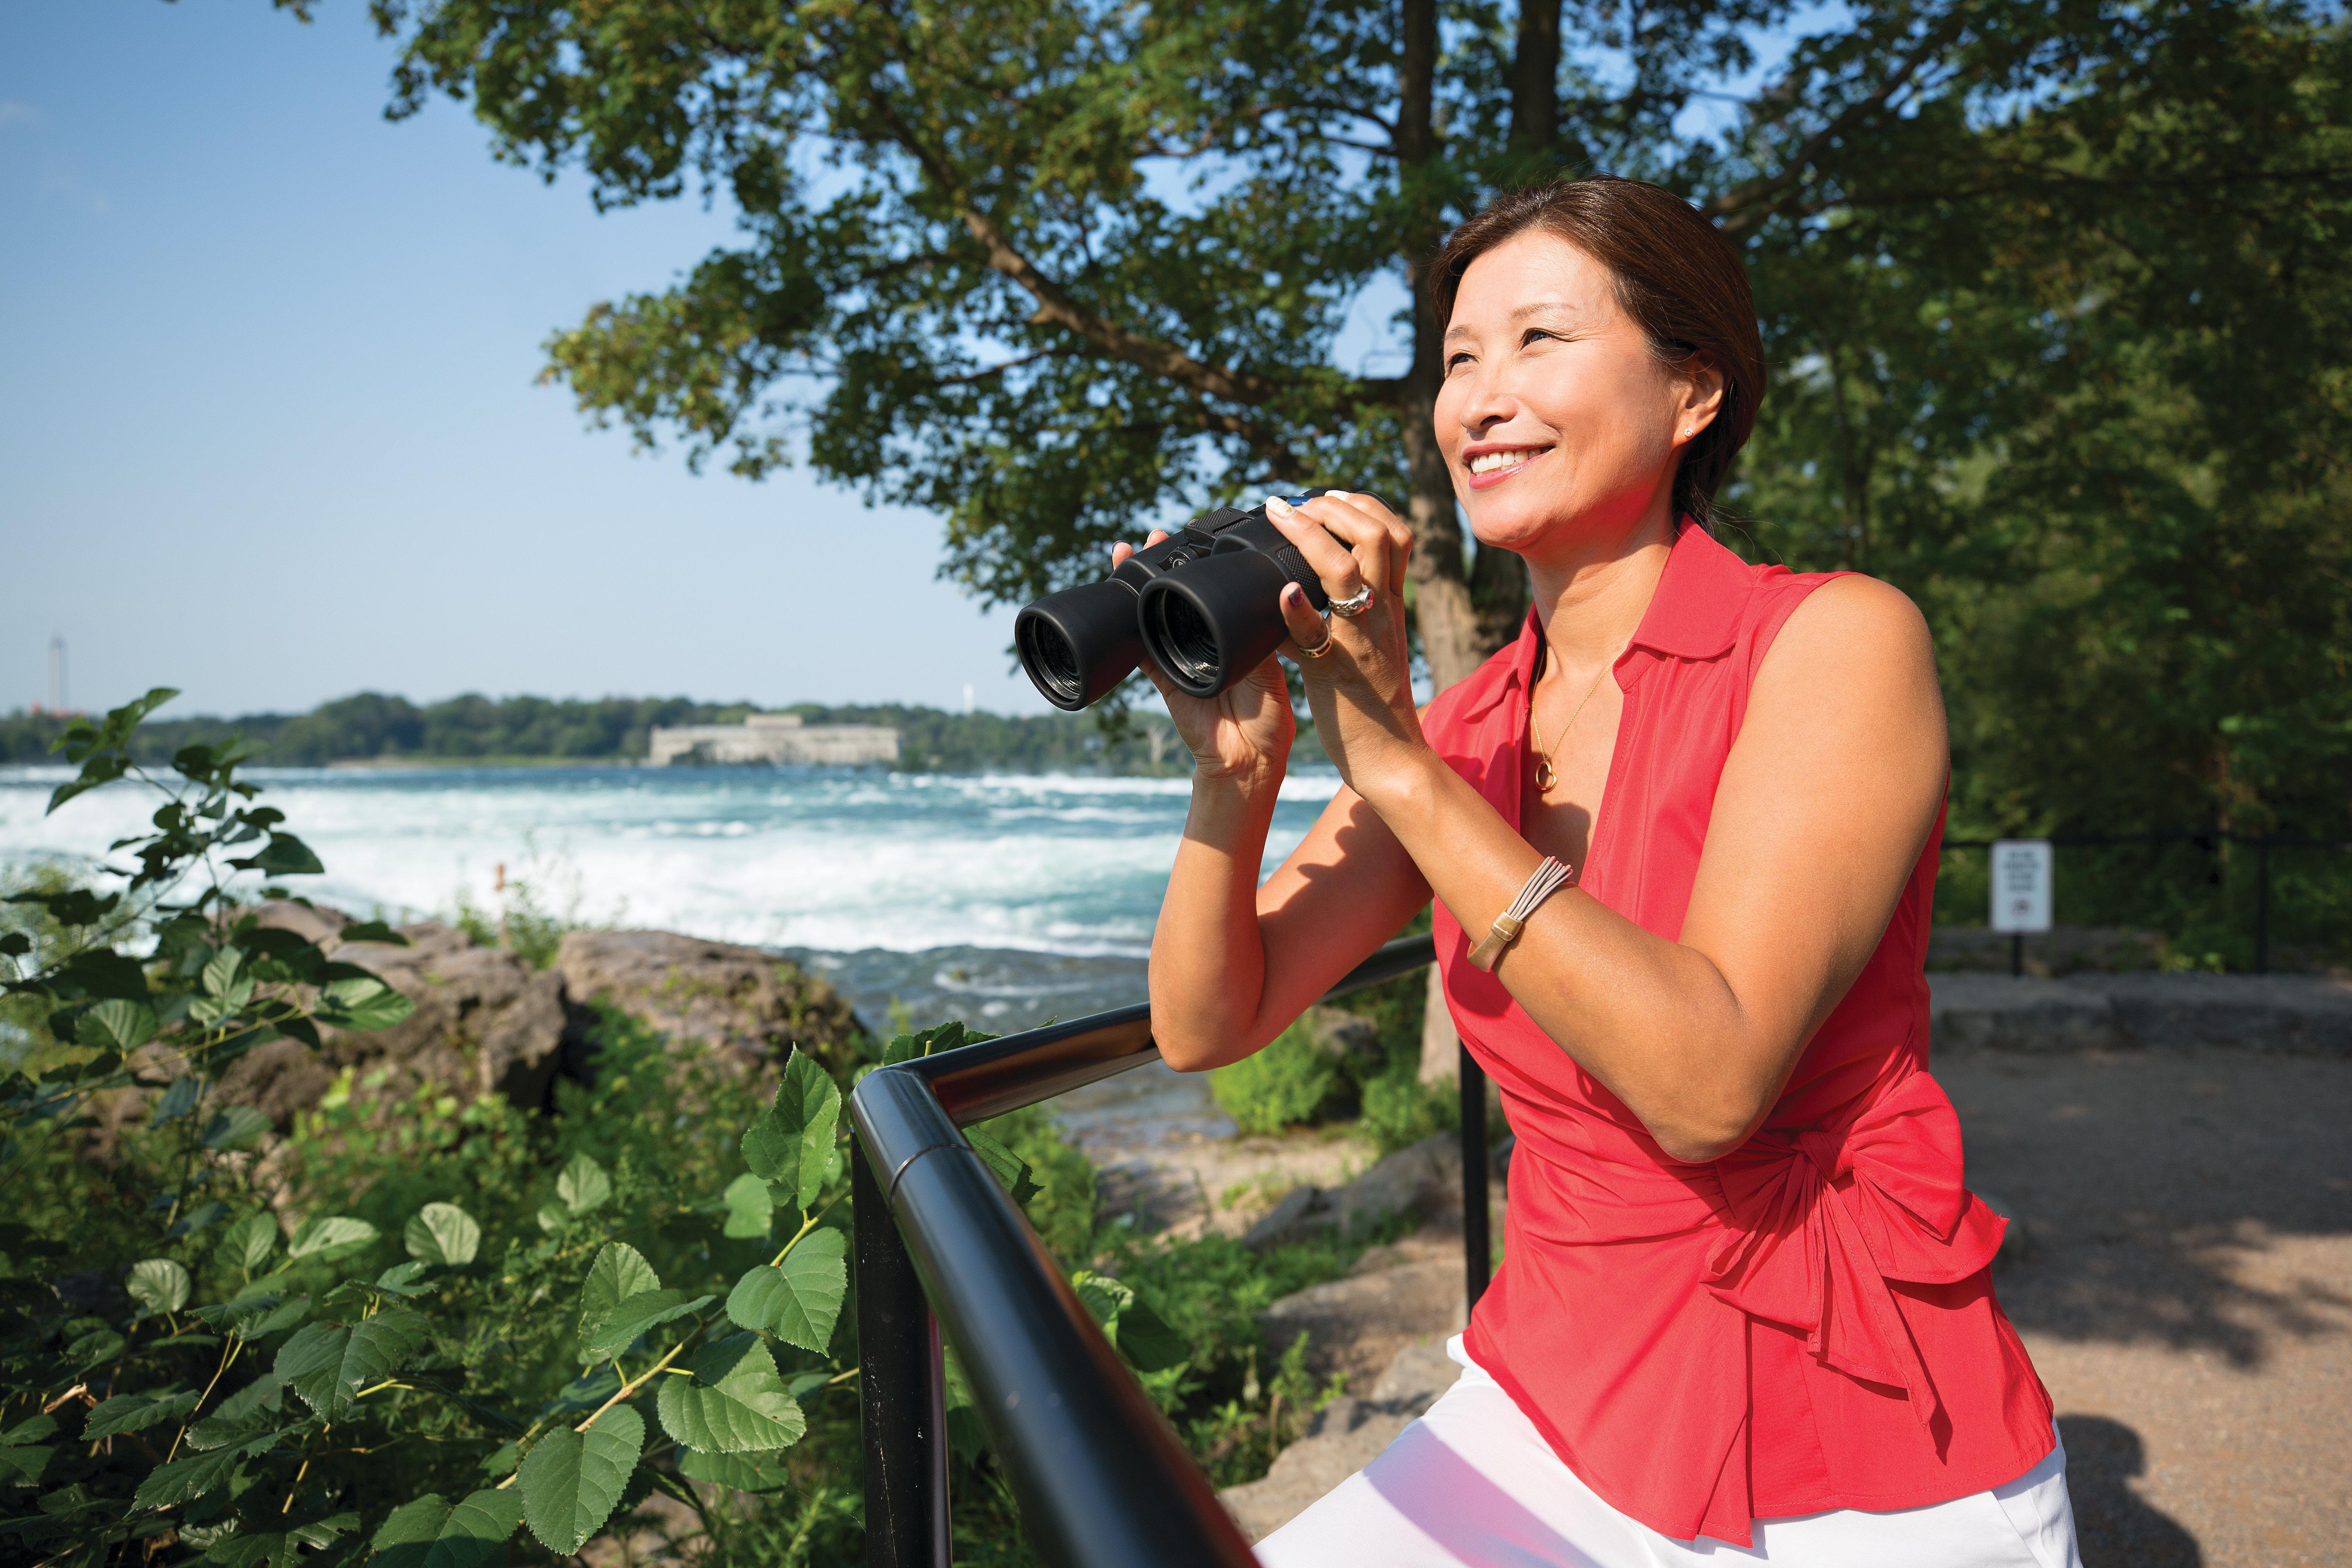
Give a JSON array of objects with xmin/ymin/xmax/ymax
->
[{"xmin": 1679, "ymin": 356, "xmax": 1728, "ymax": 438}]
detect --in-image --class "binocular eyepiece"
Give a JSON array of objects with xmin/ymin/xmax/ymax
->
[{"xmin": 1015, "ymin": 490, "xmax": 1339, "ymax": 711}]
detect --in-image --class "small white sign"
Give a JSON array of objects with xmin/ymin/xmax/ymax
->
[{"xmin": 1989, "ymin": 840, "xmax": 2054, "ymax": 933}]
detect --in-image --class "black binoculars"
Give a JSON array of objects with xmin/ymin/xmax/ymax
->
[{"xmin": 1015, "ymin": 490, "xmax": 1341, "ymax": 710}]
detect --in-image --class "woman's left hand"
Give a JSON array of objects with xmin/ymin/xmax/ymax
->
[{"xmin": 1265, "ymin": 491, "xmax": 1428, "ymax": 796}]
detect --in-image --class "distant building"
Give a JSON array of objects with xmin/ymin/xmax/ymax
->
[{"xmin": 646, "ymin": 712, "xmax": 898, "ymax": 768}]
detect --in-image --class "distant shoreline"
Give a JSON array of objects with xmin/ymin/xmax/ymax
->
[{"xmin": 321, "ymin": 755, "xmax": 639, "ymax": 771}]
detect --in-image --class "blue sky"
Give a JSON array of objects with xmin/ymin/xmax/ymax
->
[{"xmin": 0, "ymin": 0, "xmax": 1064, "ymax": 718}]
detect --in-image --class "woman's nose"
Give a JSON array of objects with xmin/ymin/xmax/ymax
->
[{"xmin": 1456, "ymin": 364, "xmax": 1521, "ymax": 435}]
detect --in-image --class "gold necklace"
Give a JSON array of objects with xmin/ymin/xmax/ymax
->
[{"xmin": 1528, "ymin": 640, "xmax": 1619, "ymax": 794}]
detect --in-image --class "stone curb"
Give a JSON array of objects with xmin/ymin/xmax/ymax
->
[{"xmin": 1928, "ymin": 971, "xmax": 2352, "ymax": 1057}]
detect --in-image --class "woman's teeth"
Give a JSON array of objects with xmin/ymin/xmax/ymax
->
[{"xmin": 1469, "ymin": 449, "xmax": 1539, "ymax": 475}]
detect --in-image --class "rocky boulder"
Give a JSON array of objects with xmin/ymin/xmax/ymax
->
[
  {"xmin": 215, "ymin": 911, "xmax": 568, "ymax": 1124},
  {"xmin": 554, "ymin": 929, "xmax": 862, "ymax": 1072},
  {"xmin": 1219, "ymin": 1336, "xmax": 1466, "ymax": 1542},
  {"xmin": 1242, "ymin": 1132, "xmax": 1464, "ymax": 1251}
]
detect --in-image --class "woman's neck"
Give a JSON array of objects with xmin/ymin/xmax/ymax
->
[{"xmin": 1523, "ymin": 503, "xmax": 1678, "ymax": 672}]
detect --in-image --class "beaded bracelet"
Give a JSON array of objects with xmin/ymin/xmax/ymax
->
[{"xmin": 1466, "ymin": 856, "xmax": 1575, "ymax": 973}]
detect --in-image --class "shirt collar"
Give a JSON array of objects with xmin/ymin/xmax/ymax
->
[
  {"xmin": 1457, "ymin": 523, "xmax": 1753, "ymax": 722},
  {"xmin": 1624, "ymin": 522, "xmax": 1751, "ymax": 661}
]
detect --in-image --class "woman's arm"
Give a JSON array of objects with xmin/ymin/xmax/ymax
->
[
  {"xmin": 1140, "ymin": 510, "xmax": 1437, "ymax": 1071},
  {"xmin": 1365, "ymin": 579, "xmax": 1945, "ymax": 1160},
  {"xmin": 1268, "ymin": 497, "xmax": 1948, "ymax": 1163},
  {"xmin": 1149, "ymin": 775, "xmax": 1432, "ymax": 1070}
]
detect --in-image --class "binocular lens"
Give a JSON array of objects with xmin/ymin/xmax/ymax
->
[
  {"xmin": 1016, "ymin": 615, "xmax": 1086, "ymax": 709},
  {"xmin": 1144, "ymin": 590, "xmax": 1223, "ymax": 690}
]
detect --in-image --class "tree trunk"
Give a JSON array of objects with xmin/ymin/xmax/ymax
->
[
  {"xmin": 1508, "ymin": 0, "xmax": 1563, "ymax": 158},
  {"xmin": 1396, "ymin": 0, "xmax": 1546, "ymax": 1083}
]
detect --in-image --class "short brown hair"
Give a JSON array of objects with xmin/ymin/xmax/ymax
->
[{"xmin": 1430, "ymin": 177, "xmax": 1765, "ymax": 531}]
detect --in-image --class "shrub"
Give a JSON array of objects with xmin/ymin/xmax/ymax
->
[{"xmin": 1209, "ymin": 1018, "xmax": 1339, "ymax": 1134}]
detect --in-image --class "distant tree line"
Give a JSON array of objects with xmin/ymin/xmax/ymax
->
[{"xmin": 0, "ymin": 693, "xmax": 1188, "ymax": 774}]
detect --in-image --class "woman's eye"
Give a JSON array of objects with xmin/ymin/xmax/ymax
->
[
  {"xmin": 1522, "ymin": 328, "xmax": 1559, "ymax": 348},
  {"xmin": 1445, "ymin": 352, "xmax": 1476, "ymax": 372}
]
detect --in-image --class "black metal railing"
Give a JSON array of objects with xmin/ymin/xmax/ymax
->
[
  {"xmin": 850, "ymin": 933, "xmax": 1470, "ymax": 1568},
  {"xmin": 1942, "ymin": 830, "xmax": 2352, "ymax": 974}
]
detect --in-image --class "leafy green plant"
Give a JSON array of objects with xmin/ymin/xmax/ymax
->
[
  {"xmin": 1209, "ymin": 1020, "xmax": 1340, "ymax": 1136},
  {"xmin": 0, "ymin": 693, "xmax": 875, "ymax": 1564}
]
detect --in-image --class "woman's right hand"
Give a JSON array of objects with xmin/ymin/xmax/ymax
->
[{"xmin": 1114, "ymin": 532, "xmax": 1296, "ymax": 791}]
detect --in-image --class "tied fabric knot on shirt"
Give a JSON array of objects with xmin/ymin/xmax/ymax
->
[{"xmin": 1700, "ymin": 1067, "xmax": 2009, "ymax": 1427}]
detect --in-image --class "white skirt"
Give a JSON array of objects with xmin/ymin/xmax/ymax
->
[{"xmin": 1255, "ymin": 1339, "xmax": 2082, "ymax": 1568}]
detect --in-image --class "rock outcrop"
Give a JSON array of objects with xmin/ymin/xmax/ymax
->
[
  {"xmin": 1242, "ymin": 1132, "xmax": 1465, "ymax": 1251},
  {"xmin": 554, "ymin": 929, "xmax": 862, "ymax": 1073},
  {"xmin": 1219, "ymin": 1336, "xmax": 1465, "ymax": 1543},
  {"xmin": 216, "ymin": 910, "xmax": 568, "ymax": 1123}
]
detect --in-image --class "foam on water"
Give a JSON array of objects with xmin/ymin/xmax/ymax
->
[{"xmin": 0, "ymin": 764, "xmax": 1344, "ymax": 961}]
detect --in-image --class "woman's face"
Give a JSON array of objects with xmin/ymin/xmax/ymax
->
[{"xmin": 1434, "ymin": 229, "xmax": 1720, "ymax": 560}]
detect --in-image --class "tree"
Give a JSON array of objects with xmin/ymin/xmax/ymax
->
[
  {"xmin": 272, "ymin": 0, "xmax": 2323, "ymax": 686},
  {"xmin": 265, "ymin": 0, "xmax": 2352, "ymax": 956}
]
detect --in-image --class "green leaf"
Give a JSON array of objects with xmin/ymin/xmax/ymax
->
[
  {"xmin": 222, "ymin": 1213, "xmax": 279, "ymax": 1274},
  {"xmin": 232, "ymin": 833, "xmax": 325, "ymax": 878},
  {"xmin": 374, "ymin": 1262, "xmax": 436, "ymax": 1297},
  {"xmin": 966, "ymin": 1126, "xmax": 1042, "ymax": 1207},
  {"xmin": 518, "ymin": 1405, "xmax": 643, "ymax": 1556},
  {"xmin": 48, "ymin": 751, "xmax": 128, "ymax": 813},
  {"xmin": 83, "ymin": 1389, "xmax": 200, "ymax": 1440},
  {"xmin": 556, "ymin": 1154, "xmax": 611, "ymax": 1215},
  {"xmin": 253, "ymin": 1295, "xmax": 311, "ymax": 1336},
  {"xmin": 0, "ymin": 1443, "xmax": 50, "ymax": 1487},
  {"xmin": 578, "ymin": 1243, "xmax": 660, "ymax": 1345},
  {"xmin": 654, "ymin": 1334, "xmax": 806, "ymax": 1454},
  {"xmin": 675, "ymin": 1447, "xmax": 794, "ymax": 1494},
  {"xmin": 1070, "ymin": 1271, "xmax": 1188, "ymax": 1373},
  {"xmin": 0, "ymin": 1414, "xmax": 56, "ymax": 1446},
  {"xmin": 336, "ymin": 921, "xmax": 410, "ymax": 946},
  {"xmin": 740, "ymin": 1049, "xmax": 840, "ymax": 1210},
  {"xmin": 60, "ymin": 948, "xmax": 149, "ymax": 1002},
  {"xmin": 7, "ymin": 887, "xmax": 119, "ymax": 927},
  {"xmin": 316, "ymin": 973, "xmax": 414, "ymax": 1033},
  {"xmin": 403, "ymin": 1203, "xmax": 481, "ymax": 1267},
  {"xmin": 203, "ymin": 1106, "xmax": 274, "ymax": 1150},
  {"xmin": 65, "ymin": 1325, "xmax": 124, "ymax": 1370},
  {"xmin": 726, "ymin": 1228, "xmax": 847, "ymax": 1354},
  {"xmin": 369, "ymin": 1487, "xmax": 525, "ymax": 1568},
  {"xmin": 155, "ymin": 1075, "xmax": 203, "ymax": 1124},
  {"xmin": 579, "ymin": 1288, "xmax": 714, "ymax": 1360},
  {"xmin": 719, "ymin": 1172, "xmax": 774, "ymax": 1239},
  {"xmin": 132, "ymin": 1426, "xmax": 286, "ymax": 1510},
  {"xmin": 82, "ymin": 998, "xmax": 158, "ymax": 1053},
  {"xmin": 127, "ymin": 1258, "xmax": 192, "ymax": 1317},
  {"xmin": 1106, "ymin": 1294, "xmax": 1186, "ymax": 1373},
  {"xmin": 0, "ymin": 931, "xmax": 28, "ymax": 958},
  {"xmin": 286, "ymin": 1216, "xmax": 377, "ymax": 1259},
  {"xmin": 203, "ymin": 948, "xmax": 245, "ymax": 1000},
  {"xmin": 203, "ymin": 1512, "xmax": 359, "ymax": 1568},
  {"xmin": 274, "ymin": 1307, "xmax": 426, "ymax": 1419}
]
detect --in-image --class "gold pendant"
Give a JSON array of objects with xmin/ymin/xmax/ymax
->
[{"xmin": 1533, "ymin": 758, "xmax": 1558, "ymax": 792}]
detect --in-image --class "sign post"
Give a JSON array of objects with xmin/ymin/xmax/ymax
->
[{"xmin": 1989, "ymin": 840, "xmax": 2054, "ymax": 976}]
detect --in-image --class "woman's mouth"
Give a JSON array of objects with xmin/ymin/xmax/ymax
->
[{"xmin": 1465, "ymin": 446, "xmax": 1549, "ymax": 489}]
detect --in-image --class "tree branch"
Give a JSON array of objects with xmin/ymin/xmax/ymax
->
[
  {"xmin": 1705, "ymin": 33, "xmax": 1954, "ymax": 236},
  {"xmin": 862, "ymin": 95, "xmax": 1283, "ymax": 407}
]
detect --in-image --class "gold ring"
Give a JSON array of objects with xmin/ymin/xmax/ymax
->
[{"xmin": 1296, "ymin": 624, "xmax": 1337, "ymax": 657}]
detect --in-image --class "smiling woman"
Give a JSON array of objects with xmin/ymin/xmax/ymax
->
[{"xmin": 1132, "ymin": 178, "xmax": 2080, "ymax": 1568}]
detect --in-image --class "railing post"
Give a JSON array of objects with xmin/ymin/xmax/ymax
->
[
  {"xmin": 2255, "ymin": 835, "xmax": 2271, "ymax": 974},
  {"xmin": 855, "ymin": 1134, "xmax": 950, "ymax": 1568},
  {"xmin": 1458, "ymin": 1043, "xmax": 1490, "ymax": 1310}
]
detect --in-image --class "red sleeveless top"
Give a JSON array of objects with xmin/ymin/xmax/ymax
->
[{"xmin": 1427, "ymin": 525, "xmax": 2054, "ymax": 1547}]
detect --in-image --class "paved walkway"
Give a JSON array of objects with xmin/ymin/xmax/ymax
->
[{"xmin": 1939, "ymin": 1047, "xmax": 2352, "ymax": 1567}]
